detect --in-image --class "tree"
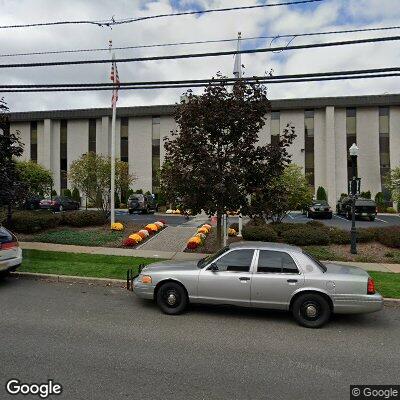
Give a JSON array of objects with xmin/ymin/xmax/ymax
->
[
  {"xmin": 71, "ymin": 187, "xmax": 81, "ymax": 203},
  {"xmin": 0, "ymin": 98, "xmax": 26, "ymax": 224},
  {"xmin": 161, "ymin": 76, "xmax": 294, "ymax": 246},
  {"xmin": 16, "ymin": 161, "xmax": 53, "ymax": 198},
  {"xmin": 115, "ymin": 161, "xmax": 135, "ymax": 203},
  {"xmin": 386, "ymin": 167, "xmax": 400, "ymax": 209},
  {"xmin": 249, "ymin": 164, "xmax": 313, "ymax": 223},
  {"xmin": 68, "ymin": 153, "xmax": 135, "ymax": 216},
  {"xmin": 316, "ymin": 186, "xmax": 328, "ymax": 201},
  {"xmin": 62, "ymin": 188, "xmax": 72, "ymax": 198}
]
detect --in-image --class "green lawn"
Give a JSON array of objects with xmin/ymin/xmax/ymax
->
[
  {"xmin": 20, "ymin": 249, "xmax": 162, "ymax": 280},
  {"xmin": 369, "ymin": 271, "xmax": 400, "ymax": 299},
  {"xmin": 29, "ymin": 229, "xmax": 125, "ymax": 247}
]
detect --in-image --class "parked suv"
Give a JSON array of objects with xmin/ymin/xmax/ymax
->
[
  {"xmin": 336, "ymin": 197, "xmax": 377, "ymax": 221},
  {"xmin": 128, "ymin": 194, "xmax": 157, "ymax": 214},
  {"xmin": 39, "ymin": 196, "xmax": 80, "ymax": 212},
  {"xmin": 0, "ymin": 226, "xmax": 22, "ymax": 276}
]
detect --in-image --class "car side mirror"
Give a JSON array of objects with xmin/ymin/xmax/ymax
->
[{"xmin": 209, "ymin": 263, "xmax": 218, "ymax": 272}]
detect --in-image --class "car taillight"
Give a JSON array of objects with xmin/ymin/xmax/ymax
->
[
  {"xmin": 367, "ymin": 277, "xmax": 375, "ymax": 294},
  {"xmin": 0, "ymin": 241, "xmax": 18, "ymax": 250}
]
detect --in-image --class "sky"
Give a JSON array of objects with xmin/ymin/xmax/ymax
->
[{"xmin": 0, "ymin": 0, "xmax": 399, "ymax": 112}]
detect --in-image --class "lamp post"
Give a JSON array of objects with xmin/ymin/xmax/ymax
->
[{"xmin": 349, "ymin": 143, "xmax": 359, "ymax": 255}]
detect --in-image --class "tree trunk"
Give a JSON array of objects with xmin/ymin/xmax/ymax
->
[
  {"xmin": 6, "ymin": 203, "xmax": 12, "ymax": 227},
  {"xmin": 216, "ymin": 210, "xmax": 222, "ymax": 249}
]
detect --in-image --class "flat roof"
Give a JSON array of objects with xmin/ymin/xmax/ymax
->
[{"xmin": 9, "ymin": 94, "xmax": 400, "ymax": 122}]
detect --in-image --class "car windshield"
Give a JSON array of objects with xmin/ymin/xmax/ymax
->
[
  {"xmin": 356, "ymin": 199, "xmax": 376, "ymax": 206},
  {"xmin": 197, "ymin": 246, "xmax": 229, "ymax": 268},
  {"xmin": 303, "ymin": 251, "xmax": 327, "ymax": 272},
  {"xmin": 313, "ymin": 201, "xmax": 328, "ymax": 206},
  {"xmin": 130, "ymin": 195, "xmax": 142, "ymax": 200}
]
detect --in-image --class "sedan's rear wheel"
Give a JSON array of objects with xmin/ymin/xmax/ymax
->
[
  {"xmin": 156, "ymin": 282, "xmax": 188, "ymax": 315},
  {"xmin": 292, "ymin": 293, "xmax": 331, "ymax": 328}
]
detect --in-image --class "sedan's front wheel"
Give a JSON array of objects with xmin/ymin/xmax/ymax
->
[
  {"xmin": 292, "ymin": 293, "xmax": 331, "ymax": 328},
  {"xmin": 156, "ymin": 282, "xmax": 188, "ymax": 315}
]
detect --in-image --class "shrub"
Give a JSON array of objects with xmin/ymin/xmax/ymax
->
[
  {"xmin": 71, "ymin": 187, "xmax": 81, "ymax": 203},
  {"xmin": 242, "ymin": 225, "xmax": 279, "ymax": 242},
  {"xmin": 306, "ymin": 220, "xmax": 325, "ymax": 228},
  {"xmin": 376, "ymin": 227, "xmax": 400, "ymax": 249},
  {"xmin": 357, "ymin": 228, "xmax": 378, "ymax": 243},
  {"xmin": 6, "ymin": 211, "xmax": 61, "ymax": 233},
  {"xmin": 269, "ymin": 222, "xmax": 299, "ymax": 236},
  {"xmin": 328, "ymin": 227, "xmax": 350, "ymax": 244},
  {"xmin": 386, "ymin": 207, "xmax": 397, "ymax": 214},
  {"xmin": 360, "ymin": 191, "xmax": 371, "ymax": 199},
  {"xmin": 281, "ymin": 227, "xmax": 330, "ymax": 246},
  {"xmin": 62, "ymin": 188, "xmax": 72, "ymax": 198},
  {"xmin": 229, "ymin": 222, "xmax": 239, "ymax": 232},
  {"xmin": 61, "ymin": 210, "xmax": 107, "ymax": 227},
  {"xmin": 316, "ymin": 186, "xmax": 328, "ymax": 201}
]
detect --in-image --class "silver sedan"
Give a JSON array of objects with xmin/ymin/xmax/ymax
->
[{"xmin": 132, "ymin": 242, "xmax": 383, "ymax": 328}]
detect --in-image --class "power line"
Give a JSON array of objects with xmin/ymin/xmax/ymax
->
[
  {"xmin": 0, "ymin": 0, "xmax": 323, "ymax": 30},
  {"xmin": 1, "ymin": 67, "xmax": 398, "ymax": 89},
  {"xmin": 1, "ymin": 73, "xmax": 398, "ymax": 93},
  {"xmin": 2, "ymin": 25, "xmax": 399, "ymax": 59},
  {"xmin": 1, "ymin": 35, "xmax": 399, "ymax": 69}
]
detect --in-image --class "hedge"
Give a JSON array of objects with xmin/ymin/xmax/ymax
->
[
  {"xmin": 4, "ymin": 210, "xmax": 107, "ymax": 233},
  {"xmin": 242, "ymin": 225, "xmax": 279, "ymax": 242},
  {"xmin": 377, "ymin": 227, "xmax": 400, "ymax": 248},
  {"xmin": 281, "ymin": 227, "xmax": 330, "ymax": 246}
]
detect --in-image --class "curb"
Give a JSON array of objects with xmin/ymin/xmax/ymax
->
[
  {"xmin": 10, "ymin": 271, "xmax": 125, "ymax": 288},
  {"xmin": 8, "ymin": 272, "xmax": 400, "ymax": 304}
]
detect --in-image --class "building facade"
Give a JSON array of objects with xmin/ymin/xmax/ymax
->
[{"xmin": 9, "ymin": 94, "xmax": 400, "ymax": 206}]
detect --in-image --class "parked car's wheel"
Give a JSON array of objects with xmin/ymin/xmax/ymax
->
[
  {"xmin": 59, "ymin": 205, "xmax": 63, "ymax": 212},
  {"xmin": 327, "ymin": 213, "xmax": 333, "ymax": 219},
  {"xmin": 128, "ymin": 209, "xmax": 133, "ymax": 215},
  {"xmin": 307, "ymin": 211, "xmax": 312, "ymax": 219},
  {"xmin": 292, "ymin": 293, "xmax": 331, "ymax": 328},
  {"xmin": 346, "ymin": 211, "xmax": 352, "ymax": 220},
  {"xmin": 369, "ymin": 215, "xmax": 376, "ymax": 221},
  {"xmin": 156, "ymin": 282, "xmax": 188, "ymax": 315}
]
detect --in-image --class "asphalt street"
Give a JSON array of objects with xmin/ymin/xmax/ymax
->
[{"xmin": 1, "ymin": 278, "xmax": 399, "ymax": 400}]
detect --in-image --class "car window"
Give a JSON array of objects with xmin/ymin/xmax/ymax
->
[
  {"xmin": 0, "ymin": 227, "xmax": 12, "ymax": 243},
  {"xmin": 214, "ymin": 250, "xmax": 254, "ymax": 272},
  {"xmin": 257, "ymin": 250, "xmax": 299, "ymax": 274}
]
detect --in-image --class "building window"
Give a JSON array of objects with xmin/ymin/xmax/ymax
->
[
  {"xmin": 379, "ymin": 107, "xmax": 390, "ymax": 199},
  {"xmin": 120, "ymin": 117, "xmax": 129, "ymax": 163},
  {"xmin": 30, "ymin": 121, "xmax": 38, "ymax": 162},
  {"xmin": 270, "ymin": 111, "xmax": 280, "ymax": 146},
  {"xmin": 346, "ymin": 107, "xmax": 357, "ymax": 182},
  {"xmin": 60, "ymin": 120, "xmax": 68, "ymax": 190},
  {"xmin": 304, "ymin": 110, "xmax": 314, "ymax": 187},
  {"xmin": 88, "ymin": 119, "xmax": 96, "ymax": 153},
  {"xmin": 152, "ymin": 116, "xmax": 161, "ymax": 193}
]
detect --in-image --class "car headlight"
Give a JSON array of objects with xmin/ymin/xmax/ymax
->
[{"xmin": 141, "ymin": 275, "xmax": 152, "ymax": 284}]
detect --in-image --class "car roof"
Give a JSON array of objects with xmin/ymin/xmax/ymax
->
[{"xmin": 229, "ymin": 241, "xmax": 302, "ymax": 253}]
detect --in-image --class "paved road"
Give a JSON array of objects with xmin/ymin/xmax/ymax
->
[
  {"xmin": 115, "ymin": 211, "xmax": 193, "ymax": 227},
  {"xmin": 1, "ymin": 278, "xmax": 399, "ymax": 400}
]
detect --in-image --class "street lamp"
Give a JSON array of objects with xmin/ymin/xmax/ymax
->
[{"xmin": 349, "ymin": 143, "xmax": 359, "ymax": 254}]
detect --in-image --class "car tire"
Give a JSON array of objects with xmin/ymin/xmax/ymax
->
[
  {"xmin": 327, "ymin": 213, "xmax": 333, "ymax": 219},
  {"xmin": 128, "ymin": 209, "xmax": 133, "ymax": 215},
  {"xmin": 59, "ymin": 205, "xmax": 63, "ymax": 212},
  {"xmin": 156, "ymin": 282, "xmax": 188, "ymax": 315},
  {"xmin": 292, "ymin": 293, "xmax": 331, "ymax": 328},
  {"xmin": 346, "ymin": 211, "xmax": 352, "ymax": 220},
  {"xmin": 369, "ymin": 215, "xmax": 376, "ymax": 221}
]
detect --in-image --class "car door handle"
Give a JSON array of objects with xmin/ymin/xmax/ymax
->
[
  {"xmin": 239, "ymin": 277, "xmax": 250, "ymax": 281},
  {"xmin": 287, "ymin": 279, "xmax": 298, "ymax": 283}
]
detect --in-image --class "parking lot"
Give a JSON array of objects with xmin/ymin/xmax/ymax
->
[
  {"xmin": 282, "ymin": 212, "xmax": 400, "ymax": 231},
  {"xmin": 115, "ymin": 210, "xmax": 194, "ymax": 227}
]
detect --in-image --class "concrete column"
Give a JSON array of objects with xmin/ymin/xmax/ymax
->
[
  {"xmin": 36, "ymin": 121, "xmax": 44, "ymax": 166},
  {"xmin": 51, "ymin": 121, "xmax": 61, "ymax": 195},
  {"xmin": 390, "ymin": 106, "xmax": 400, "ymax": 170},
  {"xmin": 334, "ymin": 108, "xmax": 347, "ymax": 200},
  {"xmin": 313, "ymin": 109, "xmax": 326, "ymax": 192},
  {"xmin": 98, "ymin": 116, "xmax": 110, "ymax": 156},
  {"xmin": 357, "ymin": 107, "xmax": 380, "ymax": 197},
  {"xmin": 257, "ymin": 115, "xmax": 269, "ymax": 145},
  {"xmin": 325, "ymin": 106, "xmax": 336, "ymax": 205},
  {"xmin": 11, "ymin": 122, "xmax": 30, "ymax": 161},
  {"xmin": 42, "ymin": 119, "xmax": 52, "ymax": 170}
]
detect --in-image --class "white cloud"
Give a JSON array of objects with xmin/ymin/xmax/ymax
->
[{"xmin": 0, "ymin": 0, "xmax": 398, "ymax": 111}]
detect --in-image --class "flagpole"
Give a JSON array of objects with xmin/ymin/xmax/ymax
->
[{"xmin": 110, "ymin": 41, "xmax": 116, "ymax": 227}]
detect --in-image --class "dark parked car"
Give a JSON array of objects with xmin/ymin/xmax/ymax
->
[
  {"xmin": 128, "ymin": 194, "xmax": 157, "ymax": 214},
  {"xmin": 336, "ymin": 197, "xmax": 377, "ymax": 221},
  {"xmin": 39, "ymin": 196, "xmax": 80, "ymax": 212},
  {"xmin": 23, "ymin": 195, "xmax": 42, "ymax": 210},
  {"xmin": 306, "ymin": 200, "xmax": 333, "ymax": 219}
]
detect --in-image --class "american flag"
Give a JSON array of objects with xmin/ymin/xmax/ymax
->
[{"xmin": 110, "ymin": 57, "xmax": 120, "ymax": 107}]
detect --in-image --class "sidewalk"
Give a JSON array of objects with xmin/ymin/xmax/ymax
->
[{"xmin": 20, "ymin": 241, "xmax": 400, "ymax": 273}]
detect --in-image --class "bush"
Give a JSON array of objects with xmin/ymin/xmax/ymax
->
[
  {"xmin": 357, "ymin": 228, "xmax": 378, "ymax": 243},
  {"xmin": 306, "ymin": 220, "xmax": 325, "ymax": 228},
  {"xmin": 229, "ymin": 222, "xmax": 239, "ymax": 231},
  {"xmin": 61, "ymin": 210, "xmax": 107, "ymax": 227},
  {"xmin": 316, "ymin": 186, "xmax": 328, "ymax": 201},
  {"xmin": 328, "ymin": 227, "xmax": 350, "ymax": 244},
  {"xmin": 6, "ymin": 211, "xmax": 61, "ymax": 233},
  {"xmin": 376, "ymin": 227, "xmax": 400, "ymax": 249},
  {"xmin": 269, "ymin": 222, "xmax": 299, "ymax": 236},
  {"xmin": 62, "ymin": 188, "xmax": 72, "ymax": 198},
  {"xmin": 360, "ymin": 191, "xmax": 371, "ymax": 199},
  {"xmin": 242, "ymin": 225, "xmax": 279, "ymax": 242},
  {"xmin": 386, "ymin": 207, "xmax": 397, "ymax": 214},
  {"xmin": 281, "ymin": 226, "xmax": 330, "ymax": 246},
  {"xmin": 71, "ymin": 188, "xmax": 81, "ymax": 203}
]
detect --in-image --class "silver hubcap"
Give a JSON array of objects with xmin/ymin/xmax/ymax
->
[
  {"xmin": 305, "ymin": 305, "xmax": 317, "ymax": 318},
  {"xmin": 167, "ymin": 294, "xmax": 177, "ymax": 306}
]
